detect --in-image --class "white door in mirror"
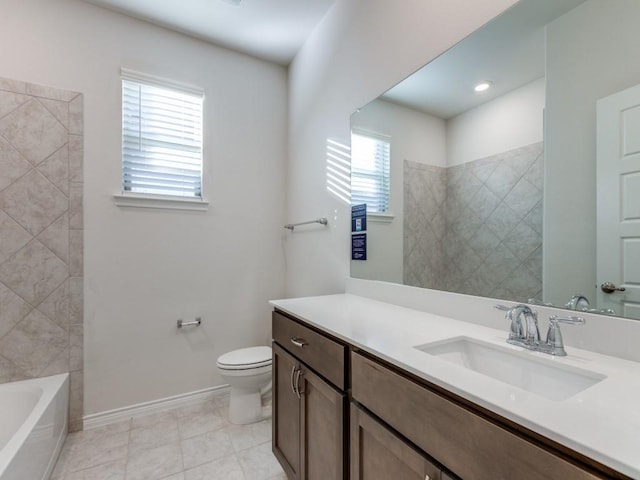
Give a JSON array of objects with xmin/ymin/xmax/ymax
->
[{"xmin": 597, "ymin": 84, "xmax": 640, "ymax": 319}]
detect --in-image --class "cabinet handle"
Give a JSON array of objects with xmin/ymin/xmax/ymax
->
[
  {"xmin": 290, "ymin": 337, "xmax": 307, "ymax": 348},
  {"xmin": 294, "ymin": 368, "xmax": 305, "ymax": 398},
  {"xmin": 290, "ymin": 365, "xmax": 298, "ymax": 396}
]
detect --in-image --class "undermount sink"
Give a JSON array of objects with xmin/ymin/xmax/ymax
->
[{"xmin": 414, "ymin": 337, "xmax": 606, "ymax": 401}]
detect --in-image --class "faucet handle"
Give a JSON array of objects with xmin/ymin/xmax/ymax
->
[
  {"xmin": 544, "ymin": 315, "xmax": 585, "ymax": 356},
  {"xmin": 549, "ymin": 315, "xmax": 586, "ymax": 325},
  {"xmin": 494, "ymin": 304, "xmax": 511, "ymax": 311}
]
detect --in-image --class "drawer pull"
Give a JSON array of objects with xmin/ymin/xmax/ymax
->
[{"xmin": 290, "ymin": 337, "xmax": 307, "ymax": 348}]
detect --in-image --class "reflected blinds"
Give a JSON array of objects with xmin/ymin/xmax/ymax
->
[
  {"xmin": 122, "ymin": 74, "xmax": 203, "ymax": 198},
  {"xmin": 350, "ymin": 131, "xmax": 391, "ymax": 213}
]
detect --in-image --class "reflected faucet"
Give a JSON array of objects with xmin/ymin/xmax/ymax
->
[{"xmin": 565, "ymin": 294, "xmax": 590, "ymax": 310}]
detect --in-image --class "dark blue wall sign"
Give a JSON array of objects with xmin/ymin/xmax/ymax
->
[
  {"xmin": 352, "ymin": 204, "xmax": 367, "ymax": 232},
  {"xmin": 352, "ymin": 233, "xmax": 367, "ymax": 261}
]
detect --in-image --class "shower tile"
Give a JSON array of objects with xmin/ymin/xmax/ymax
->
[
  {"xmin": 0, "ymin": 354, "xmax": 26, "ymax": 383},
  {"xmin": 0, "ymin": 210, "xmax": 32, "ymax": 264},
  {"xmin": 69, "ymin": 323, "xmax": 83, "ymax": 371},
  {"xmin": 524, "ymin": 199, "xmax": 543, "ymax": 235},
  {"xmin": 484, "ymin": 162, "xmax": 520, "ymax": 199},
  {"xmin": 38, "ymin": 213, "xmax": 69, "ymax": 264},
  {"xmin": 485, "ymin": 202, "xmax": 520, "ymax": 240},
  {"xmin": 0, "ymin": 79, "xmax": 27, "ymax": 94},
  {"xmin": 126, "ymin": 443, "xmax": 183, "ymax": 480},
  {"xmin": 0, "ymin": 90, "xmax": 30, "ymax": 119},
  {"xmin": 69, "ymin": 135, "xmax": 83, "ymax": 183},
  {"xmin": 70, "ymin": 371, "xmax": 84, "ymax": 426},
  {"xmin": 237, "ymin": 441, "xmax": 285, "ymax": 480},
  {"xmin": 503, "ymin": 177, "xmax": 540, "ymax": 218},
  {"xmin": 0, "ymin": 309, "xmax": 67, "ymax": 376},
  {"xmin": 39, "ymin": 346, "xmax": 69, "ymax": 376},
  {"xmin": 469, "ymin": 184, "xmax": 501, "ymax": 221},
  {"xmin": 524, "ymin": 152, "xmax": 544, "ymax": 188},
  {"xmin": 38, "ymin": 144, "xmax": 69, "ymax": 195},
  {"xmin": 69, "ymin": 95, "xmax": 83, "ymax": 135},
  {"xmin": 0, "ymin": 169, "xmax": 68, "ymax": 236},
  {"xmin": 502, "ymin": 221, "xmax": 540, "ymax": 262},
  {"xmin": 69, "ymin": 182, "xmax": 83, "ymax": 229},
  {"xmin": 70, "ymin": 230, "xmax": 83, "ymax": 276},
  {"xmin": 69, "ymin": 277, "xmax": 83, "ymax": 325},
  {"xmin": 0, "ymin": 239, "xmax": 68, "ymax": 305},
  {"xmin": 38, "ymin": 98, "xmax": 69, "ymax": 129},
  {"xmin": 0, "ymin": 283, "xmax": 31, "ymax": 338},
  {"xmin": 25, "ymin": 83, "xmax": 79, "ymax": 102},
  {"xmin": 0, "ymin": 136, "xmax": 31, "ymax": 192},
  {"xmin": 0, "ymin": 98, "xmax": 68, "ymax": 165},
  {"xmin": 184, "ymin": 454, "xmax": 244, "ymax": 480},
  {"xmin": 181, "ymin": 428, "xmax": 234, "ymax": 469}
]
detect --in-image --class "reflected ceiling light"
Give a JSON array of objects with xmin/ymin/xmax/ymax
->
[
  {"xmin": 474, "ymin": 81, "xmax": 492, "ymax": 92},
  {"xmin": 220, "ymin": 0, "xmax": 243, "ymax": 5}
]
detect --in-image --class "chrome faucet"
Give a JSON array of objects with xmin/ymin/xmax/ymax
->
[
  {"xmin": 495, "ymin": 304, "xmax": 540, "ymax": 348},
  {"xmin": 495, "ymin": 305, "xmax": 585, "ymax": 356}
]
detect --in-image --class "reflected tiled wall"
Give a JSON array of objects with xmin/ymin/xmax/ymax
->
[
  {"xmin": 404, "ymin": 142, "xmax": 543, "ymax": 303},
  {"xmin": 0, "ymin": 77, "xmax": 84, "ymax": 431}
]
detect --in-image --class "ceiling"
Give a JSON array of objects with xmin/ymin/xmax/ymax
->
[
  {"xmin": 381, "ymin": 0, "xmax": 586, "ymax": 119},
  {"xmin": 83, "ymin": 0, "xmax": 335, "ymax": 65}
]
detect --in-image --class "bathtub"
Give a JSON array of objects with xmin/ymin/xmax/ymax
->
[{"xmin": 0, "ymin": 374, "xmax": 69, "ymax": 480}]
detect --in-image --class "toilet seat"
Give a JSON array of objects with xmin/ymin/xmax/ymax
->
[{"xmin": 217, "ymin": 346, "xmax": 272, "ymax": 371}]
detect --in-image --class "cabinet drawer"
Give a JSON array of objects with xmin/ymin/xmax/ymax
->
[
  {"xmin": 273, "ymin": 311, "xmax": 346, "ymax": 390},
  {"xmin": 351, "ymin": 352, "xmax": 603, "ymax": 480}
]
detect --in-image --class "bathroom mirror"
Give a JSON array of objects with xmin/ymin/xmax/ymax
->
[{"xmin": 350, "ymin": 0, "xmax": 640, "ymax": 320}]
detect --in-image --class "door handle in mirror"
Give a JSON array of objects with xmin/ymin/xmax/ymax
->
[{"xmin": 601, "ymin": 282, "xmax": 626, "ymax": 294}]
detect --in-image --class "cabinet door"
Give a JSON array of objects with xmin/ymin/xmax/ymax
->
[
  {"xmin": 351, "ymin": 404, "xmax": 441, "ymax": 480},
  {"xmin": 300, "ymin": 366, "xmax": 346, "ymax": 480},
  {"xmin": 273, "ymin": 343, "xmax": 301, "ymax": 480}
]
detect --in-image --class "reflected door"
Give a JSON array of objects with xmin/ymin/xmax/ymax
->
[{"xmin": 597, "ymin": 84, "xmax": 640, "ymax": 319}]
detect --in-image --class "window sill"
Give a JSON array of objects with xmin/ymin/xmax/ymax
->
[
  {"xmin": 113, "ymin": 193, "xmax": 209, "ymax": 212},
  {"xmin": 368, "ymin": 213, "xmax": 395, "ymax": 223}
]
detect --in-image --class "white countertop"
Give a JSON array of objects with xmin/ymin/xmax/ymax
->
[{"xmin": 270, "ymin": 293, "xmax": 640, "ymax": 479}]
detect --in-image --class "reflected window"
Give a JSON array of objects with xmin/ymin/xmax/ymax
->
[{"xmin": 350, "ymin": 130, "xmax": 391, "ymax": 214}]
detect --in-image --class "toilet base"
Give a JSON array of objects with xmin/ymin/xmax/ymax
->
[{"xmin": 228, "ymin": 387, "xmax": 269, "ymax": 425}]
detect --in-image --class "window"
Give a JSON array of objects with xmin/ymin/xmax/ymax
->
[
  {"xmin": 121, "ymin": 71, "xmax": 204, "ymax": 200},
  {"xmin": 350, "ymin": 130, "xmax": 391, "ymax": 214}
]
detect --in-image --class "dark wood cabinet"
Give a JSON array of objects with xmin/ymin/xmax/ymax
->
[
  {"xmin": 272, "ymin": 312, "xmax": 347, "ymax": 480},
  {"xmin": 351, "ymin": 403, "xmax": 441, "ymax": 480}
]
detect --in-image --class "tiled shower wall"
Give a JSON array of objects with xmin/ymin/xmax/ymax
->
[
  {"xmin": 0, "ymin": 77, "xmax": 84, "ymax": 431},
  {"xmin": 404, "ymin": 142, "xmax": 543, "ymax": 303}
]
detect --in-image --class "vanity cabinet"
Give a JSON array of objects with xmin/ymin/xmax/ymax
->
[
  {"xmin": 272, "ymin": 312, "xmax": 347, "ymax": 480},
  {"xmin": 351, "ymin": 351, "xmax": 605, "ymax": 480},
  {"xmin": 350, "ymin": 403, "xmax": 442, "ymax": 480}
]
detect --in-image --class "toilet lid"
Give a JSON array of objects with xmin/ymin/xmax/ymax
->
[{"xmin": 217, "ymin": 346, "xmax": 272, "ymax": 370}]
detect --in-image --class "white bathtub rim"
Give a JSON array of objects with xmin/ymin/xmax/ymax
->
[{"xmin": 0, "ymin": 373, "xmax": 69, "ymax": 478}]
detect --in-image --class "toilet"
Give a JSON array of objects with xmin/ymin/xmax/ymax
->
[{"xmin": 216, "ymin": 346, "xmax": 272, "ymax": 425}]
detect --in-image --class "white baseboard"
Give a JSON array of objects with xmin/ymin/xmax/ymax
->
[{"xmin": 82, "ymin": 384, "xmax": 230, "ymax": 430}]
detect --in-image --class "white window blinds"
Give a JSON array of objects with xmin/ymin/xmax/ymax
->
[
  {"xmin": 350, "ymin": 131, "xmax": 391, "ymax": 213},
  {"xmin": 122, "ymin": 73, "xmax": 204, "ymax": 198}
]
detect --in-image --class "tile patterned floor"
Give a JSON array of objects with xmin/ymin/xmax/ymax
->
[{"xmin": 51, "ymin": 396, "xmax": 286, "ymax": 480}]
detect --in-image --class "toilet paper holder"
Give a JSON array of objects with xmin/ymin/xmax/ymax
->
[{"xmin": 177, "ymin": 317, "xmax": 202, "ymax": 328}]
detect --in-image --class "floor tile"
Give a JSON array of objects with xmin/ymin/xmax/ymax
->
[
  {"xmin": 181, "ymin": 428, "xmax": 235, "ymax": 470},
  {"xmin": 183, "ymin": 454, "xmax": 245, "ymax": 480},
  {"xmin": 129, "ymin": 418, "xmax": 180, "ymax": 453},
  {"xmin": 237, "ymin": 442, "xmax": 284, "ymax": 480},
  {"xmin": 125, "ymin": 443, "xmax": 183, "ymax": 480},
  {"xmin": 178, "ymin": 408, "xmax": 227, "ymax": 439},
  {"xmin": 227, "ymin": 418, "xmax": 271, "ymax": 452},
  {"xmin": 66, "ymin": 459, "xmax": 126, "ymax": 480},
  {"xmin": 67, "ymin": 431, "xmax": 129, "ymax": 473}
]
